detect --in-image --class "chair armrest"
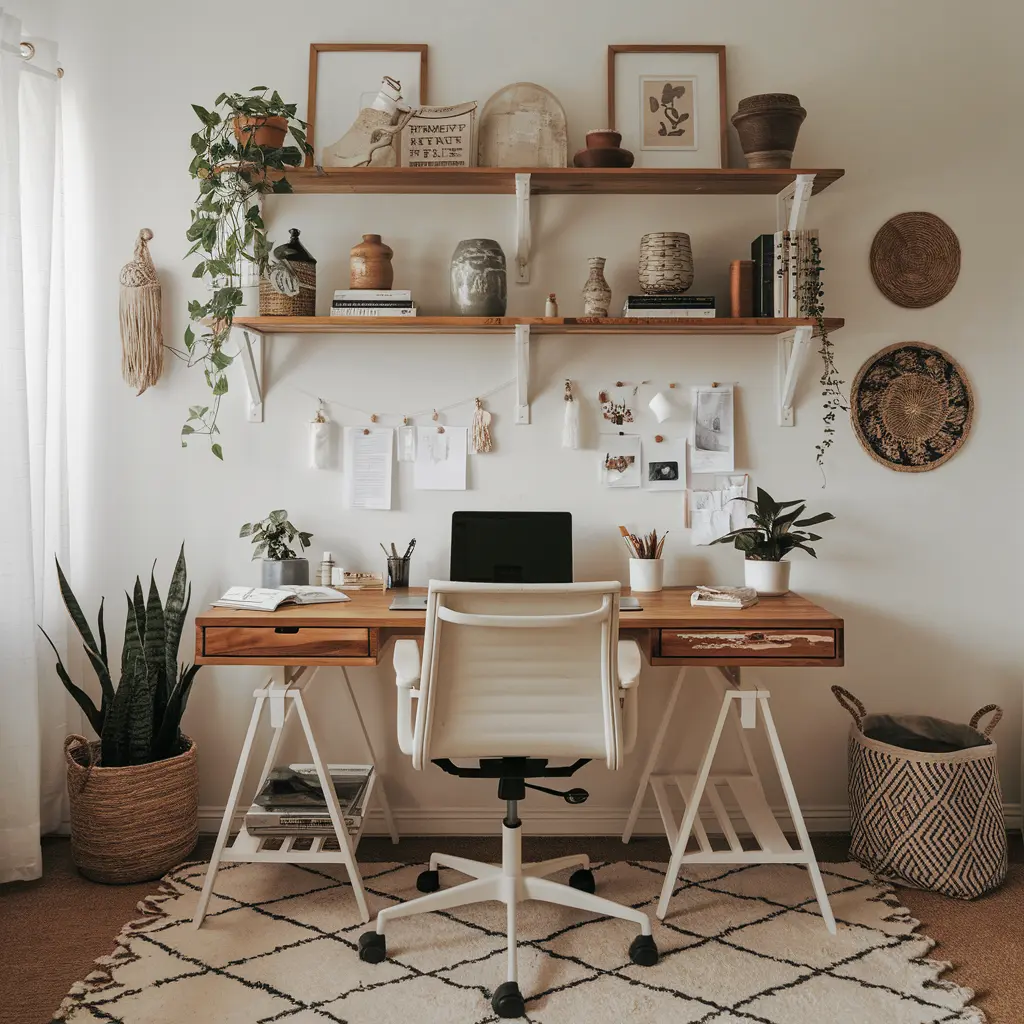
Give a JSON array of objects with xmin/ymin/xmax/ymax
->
[
  {"xmin": 394, "ymin": 639, "xmax": 421, "ymax": 689},
  {"xmin": 617, "ymin": 639, "xmax": 642, "ymax": 689}
]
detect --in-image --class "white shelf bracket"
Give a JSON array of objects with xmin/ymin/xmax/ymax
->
[
  {"xmin": 776, "ymin": 173, "xmax": 816, "ymax": 233},
  {"xmin": 514, "ymin": 172, "xmax": 531, "ymax": 284},
  {"xmin": 777, "ymin": 326, "xmax": 813, "ymax": 426},
  {"xmin": 237, "ymin": 327, "xmax": 264, "ymax": 423},
  {"xmin": 514, "ymin": 323, "xmax": 530, "ymax": 424}
]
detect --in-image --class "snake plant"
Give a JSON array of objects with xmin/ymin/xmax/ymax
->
[{"xmin": 40, "ymin": 545, "xmax": 201, "ymax": 767}]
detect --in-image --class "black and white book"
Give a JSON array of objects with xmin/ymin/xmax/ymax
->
[
  {"xmin": 623, "ymin": 294, "xmax": 716, "ymax": 308},
  {"xmin": 245, "ymin": 764, "xmax": 374, "ymax": 836},
  {"xmin": 329, "ymin": 306, "xmax": 418, "ymax": 317},
  {"xmin": 213, "ymin": 586, "xmax": 350, "ymax": 611},
  {"xmin": 332, "ymin": 299, "xmax": 415, "ymax": 308},
  {"xmin": 622, "ymin": 307, "xmax": 716, "ymax": 318},
  {"xmin": 333, "ymin": 289, "xmax": 411, "ymax": 301},
  {"xmin": 690, "ymin": 586, "xmax": 759, "ymax": 609}
]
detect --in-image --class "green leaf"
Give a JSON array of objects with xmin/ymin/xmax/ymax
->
[
  {"xmin": 794, "ymin": 512, "xmax": 835, "ymax": 527},
  {"xmin": 211, "ymin": 443, "xmax": 224, "ymax": 461},
  {"xmin": 180, "ymin": 424, "xmax": 195, "ymax": 435},
  {"xmin": 39, "ymin": 626, "xmax": 103, "ymax": 737},
  {"xmin": 209, "ymin": 349, "xmax": 233, "ymax": 371},
  {"xmin": 270, "ymin": 509, "xmax": 288, "ymax": 523},
  {"xmin": 191, "ymin": 103, "xmax": 212, "ymax": 124},
  {"xmin": 163, "ymin": 544, "xmax": 190, "ymax": 712},
  {"xmin": 55, "ymin": 558, "xmax": 99, "ymax": 655},
  {"xmin": 211, "ymin": 375, "xmax": 229, "ymax": 397},
  {"xmin": 239, "ymin": 523, "xmax": 253, "ymax": 537}
]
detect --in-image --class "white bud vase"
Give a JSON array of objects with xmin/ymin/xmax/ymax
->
[
  {"xmin": 744, "ymin": 559, "xmax": 790, "ymax": 595},
  {"xmin": 629, "ymin": 558, "xmax": 664, "ymax": 593},
  {"xmin": 582, "ymin": 257, "xmax": 611, "ymax": 317}
]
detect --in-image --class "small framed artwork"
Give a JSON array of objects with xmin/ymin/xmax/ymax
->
[
  {"xmin": 306, "ymin": 43, "xmax": 428, "ymax": 167},
  {"xmin": 607, "ymin": 45, "xmax": 727, "ymax": 168}
]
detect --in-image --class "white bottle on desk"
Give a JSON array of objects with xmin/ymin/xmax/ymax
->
[{"xmin": 318, "ymin": 551, "xmax": 335, "ymax": 587}]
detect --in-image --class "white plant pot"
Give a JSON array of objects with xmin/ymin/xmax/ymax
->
[
  {"xmin": 629, "ymin": 558, "xmax": 664, "ymax": 593},
  {"xmin": 744, "ymin": 559, "xmax": 791, "ymax": 595}
]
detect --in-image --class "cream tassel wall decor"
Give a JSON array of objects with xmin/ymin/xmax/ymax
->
[
  {"xmin": 562, "ymin": 378, "xmax": 579, "ymax": 449},
  {"xmin": 310, "ymin": 400, "xmax": 330, "ymax": 469},
  {"xmin": 118, "ymin": 228, "xmax": 163, "ymax": 394},
  {"xmin": 471, "ymin": 397, "xmax": 493, "ymax": 453}
]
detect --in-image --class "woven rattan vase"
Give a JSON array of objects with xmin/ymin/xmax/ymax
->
[
  {"xmin": 638, "ymin": 232, "xmax": 693, "ymax": 294},
  {"xmin": 64, "ymin": 735, "xmax": 199, "ymax": 884}
]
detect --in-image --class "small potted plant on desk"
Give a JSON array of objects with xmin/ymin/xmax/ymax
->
[
  {"xmin": 40, "ymin": 546, "xmax": 201, "ymax": 883},
  {"xmin": 241, "ymin": 509, "xmax": 313, "ymax": 587},
  {"xmin": 711, "ymin": 487, "xmax": 834, "ymax": 595}
]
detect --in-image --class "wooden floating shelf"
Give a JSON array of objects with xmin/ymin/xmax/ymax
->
[
  {"xmin": 232, "ymin": 316, "xmax": 844, "ymax": 336},
  {"xmin": 280, "ymin": 166, "xmax": 845, "ymax": 196}
]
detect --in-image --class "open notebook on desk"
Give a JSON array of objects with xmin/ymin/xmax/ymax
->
[{"xmin": 214, "ymin": 586, "xmax": 351, "ymax": 612}]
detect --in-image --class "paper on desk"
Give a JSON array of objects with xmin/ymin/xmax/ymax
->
[
  {"xmin": 414, "ymin": 426, "xmax": 467, "ymax": 490},
  {"xmin": 343, "ymin": 427, "xmax": 394, "ymax": 510}
]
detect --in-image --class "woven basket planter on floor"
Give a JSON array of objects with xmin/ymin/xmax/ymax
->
[{"xmin": 64, "ymin": 734, "xmax": 199, "ymax": 884}]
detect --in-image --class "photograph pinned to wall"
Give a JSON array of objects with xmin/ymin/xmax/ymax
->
[
  {"xmin": 342, "ymin": 427, "xmax": 394, "ymax": 510},
  {"xmin": 644, "ymin": 437, "xmax": 687, "ymax": 491},
  {"xmin": 306, "ymin": 43, "xmax": 427, "ymax": 167},
  {"xmin": 608, "ymin": 45, "xmax": 727, "ymax": 167},
  {"xmin": 413, "ymin": 426, "xmax": 467, "ymax": 490},
  {"xmin": 600, "ymin": 434, "xmax": 642, "ymax": 488},
  {"xmin": 691, "ymin": 384, "xmax": 735, "ymax": 474},
  {"xmin": 598, "ymin": 384, "xmax": 638, "ymax": 429},
  {"xmin": 401, "ymin": 101, "xmax": 477, "ymax": 168}
]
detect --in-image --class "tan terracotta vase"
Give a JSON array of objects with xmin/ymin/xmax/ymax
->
[
  {"xmin": 232, "ymin": 115, "xmax": 288, "ymax": 149},
  {"xmin": 350, "ymin": 234, "xmax": 394, "ymax": 290}
]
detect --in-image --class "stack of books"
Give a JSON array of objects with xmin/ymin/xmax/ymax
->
[
  {"xmin": 331, "ymin": 289, "xmax": 417, "ymax": 318},
  {"xmin": 751, "ymin": 231, "xmax": 820, "ymax": 318},
  {"xmin": 622, "ymin": 295, "xmax": 716, "ymax": 318},
  {"xmin": 244, "ymin": 763, "xmax": 374, "ymax": 837},
  {"xmin": 690, "ymin": 586, "xmax": 759, "ymax": 609}
]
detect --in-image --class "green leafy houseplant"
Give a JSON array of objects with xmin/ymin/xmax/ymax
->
[
  {"xmin": 712, "ymin": 487, "xmax": 835, "ymax": 561},
  {"xmin": 40, "ymin": 545, "xmax": 200, "ymax": 767},
  {"xmin": 240, "ymin": 510, "xmax": 312, "ymax": 561},
  {"xmin": 173, "ymin": 88, "xmax": 312, "ymax": 460}
]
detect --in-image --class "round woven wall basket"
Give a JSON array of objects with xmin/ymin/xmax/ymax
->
[
  {"xmin": 850, "ymin": 342, "xmax": 973, "ymax": 472},
  {"xmin": 870, "ymin": 212, "xmax": 960, "ymax": 308},
  {"xmin": 64, "ymin": 734, "xmax": 198, "ymax": 883}
]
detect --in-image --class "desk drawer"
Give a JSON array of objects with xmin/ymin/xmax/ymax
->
[
  {"xmin": 203, "ymin": 626, "xmax": 370, "ymax": 659},
  {"xmin": 660, "ymin": 628, "xmax": 836, "ymax": 659}
]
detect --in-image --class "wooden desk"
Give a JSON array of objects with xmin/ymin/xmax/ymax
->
[{"xmin": 195, "ymin": 587, "xmax": 844, "ymax": 669}]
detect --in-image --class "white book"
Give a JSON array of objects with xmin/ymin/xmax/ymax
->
[
  {"xmin": 329, "ymin": 306, "xmax": 418, "ymax": 317},
  {"xmin": 333, "ymin": 289, "xmax": 411, "ymax": 301},
  {"xmin": 622, "ymin": 308, "xmax": 716, "ymax": 318},
  {"xmin": 213, "ymin": 586, "xmax": 351, "ymax": 611},
  {"xmin": 691, "ymin": 586, "xmax": 759, "ymax": 609}
]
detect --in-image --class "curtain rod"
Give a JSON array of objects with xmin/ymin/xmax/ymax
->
[{"xmin": 19, "ymin": 40, "xmax": 63, "ymax": 78}]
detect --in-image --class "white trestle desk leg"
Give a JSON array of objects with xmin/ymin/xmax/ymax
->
[
  {"xmin": 193, "ymin": 684, "xmax": 269, "ymax": 928},
  {"xmin": 623, "ymin": 667, "xmax": 687, "ymax": 843},
  {"xmin": 340, "ymin": 666, "xmax": 399, "ymax": 844}
]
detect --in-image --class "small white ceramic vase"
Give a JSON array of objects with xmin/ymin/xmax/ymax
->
[
  {"xmin": 744, "ymin": 559, "xmax": 790, "ymax": 595},
  {"xmin": 629, "ymin": 558, "xmax": 664, "ymax": 593}
]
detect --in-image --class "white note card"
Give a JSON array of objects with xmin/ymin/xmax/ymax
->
[
  {"xmin": 414, "ymin": 426, "xmax": 468, "ymax": 490},
  {"xmin": 343, "ymin": 427, "xmax": 394, "ymax": 510}
]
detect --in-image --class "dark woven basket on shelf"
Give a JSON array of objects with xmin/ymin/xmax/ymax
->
[
  {"xmin": 259, "ymin": 262, "xmax": 316, "ymax": 316},
  {"xmin": 869, "ymin": 212, "xmax": 960, "ymax": 308},
  {"xmin": 64, "ymin": 734, "xmax": 199, "ymax": 884}
]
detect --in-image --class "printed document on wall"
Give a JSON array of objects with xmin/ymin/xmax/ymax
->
[
  {"xmin": 414, "ymin": 426, "xmax": 468, "ymax": 490},
  {"xmin": 691, "ymin": 385, "xmax": 735, "ymax": 474},
  {"xmin": 343, "ymin": 427, "xmax": 394, "ymax": 510}
]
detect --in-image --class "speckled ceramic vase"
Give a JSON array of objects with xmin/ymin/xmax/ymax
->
[
  {"xmin": 581, "ymin": 257, "xmax": 612, "ymax": 316},
  {"xmin": 450, "ymin": 238, "xmax": 507, "ymax": 316}
]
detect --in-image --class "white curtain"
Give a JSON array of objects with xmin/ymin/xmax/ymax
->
[{"xmin": 0, "ymin": 12, "xmax": 70, "ymax": 882}]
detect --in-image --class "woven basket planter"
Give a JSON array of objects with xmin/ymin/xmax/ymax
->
[
  {"xmin": 64, "ymin": 734, "xmax": 199, "ymax": 884},
  {"xmin": 259, "ymin": 262, "xmax": 316, "ymax": 316}
]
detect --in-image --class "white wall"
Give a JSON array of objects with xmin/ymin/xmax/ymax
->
[{"xmin": 53, "ymin": 0, "xmax": 1023, "ymax": 834}]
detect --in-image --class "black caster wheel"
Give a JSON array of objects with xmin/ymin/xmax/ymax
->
[
  {"xmin": 629, "ymin": 933, "xmax": 659, "ymax": 967},
  {"xmin": 416, "ymin": 869, "xmax": 441, "ymax": 893},
  {"xmin": 569, "ymin": 868, "xmax": 596, "ymax": 894},
  {"xmin": 491, "ymin": 980, "xmax": 526, "ymax": 1018},
  {"xmin": 358, "ymin": 931, "xmax": 387, "ymax": 964}
]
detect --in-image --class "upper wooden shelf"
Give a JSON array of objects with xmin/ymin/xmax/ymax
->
[
  {"xmin": 280, "ymin": 167, "xmax": 845, "ymax": 196},
  {"xmin": 232, "ymin": 316, "xmax": 844, "ymax": 336}
]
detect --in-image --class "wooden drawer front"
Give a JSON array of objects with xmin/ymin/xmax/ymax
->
[
  {"xmin": 204, "ymin": 626, "xmax": 370, "ymax": 659},
  {"xmin": 661, "ymin": 628, "xmax": 836, "ymax": 659}
]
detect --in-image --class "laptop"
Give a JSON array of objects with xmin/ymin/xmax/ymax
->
[{"xmin": 388, "ymin": 511, "xmax": 641, "ymax": 610}]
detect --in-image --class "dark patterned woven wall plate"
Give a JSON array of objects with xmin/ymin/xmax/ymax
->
[
  {"xmin": 850, "ymin": 342, "xmax": 973, "ymax": 472},
  {"xmin": 869, "ymin": 212, "xmax": 961, "ymax": 308}
]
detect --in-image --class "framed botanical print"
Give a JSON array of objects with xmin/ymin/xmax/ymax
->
[{"xmin": 607, "ymin": 45, "xmax": 727, "ymax": 168}]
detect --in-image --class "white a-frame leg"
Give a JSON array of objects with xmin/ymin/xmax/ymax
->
[
  {"xmin": 623, "ymin": 666, "xmax": 835, "ymax": 933},
  {"xmin": 193, "ymin": 667, "xmax": 393, "ymax": 928}
]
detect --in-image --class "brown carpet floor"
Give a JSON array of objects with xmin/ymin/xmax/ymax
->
[{"xmin": 1, "ymin": 833, "xmax": 1021, "ymax": 1024}]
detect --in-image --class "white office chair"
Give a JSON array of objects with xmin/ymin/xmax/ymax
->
[{"xmin": 358, "ymin": 581, "xmax": 657, "ymax": 1018}]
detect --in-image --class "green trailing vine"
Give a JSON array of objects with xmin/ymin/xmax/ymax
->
[{"xmin": 170, "ymin": 88, "xmax": 311, "ymax": 459}]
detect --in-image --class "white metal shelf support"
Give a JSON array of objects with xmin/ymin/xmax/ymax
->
[
  {"xmin": 776, "ymin": 173, "xmax": 816, "ymax": 233},
  {"xmin": 514, "ymin": 323, "xmax": 530, "ymax": 424},
  {"xmin": 777, "ymin": 326, "xmax": 813, "ymax": 427},
  {"xmin": 236, "ymin": 326, "xmax": 264, "ymax": 423},
  {"xmin": 514, "ymin": 172, "xmax": 531, "ymax": 283}
]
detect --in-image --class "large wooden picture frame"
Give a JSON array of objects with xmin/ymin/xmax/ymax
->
[
  {"xmin": 607, "ymin": 45, "xmax": 727, "ymax": 168},
  {"xmin": 305, "ymin": 43, "xmax": 429, "ymax": 167}
]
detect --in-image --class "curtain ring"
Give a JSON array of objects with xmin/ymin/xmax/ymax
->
[{"xmin": 19, "ymin": 41, "xmax": 36, "ymax": 60}]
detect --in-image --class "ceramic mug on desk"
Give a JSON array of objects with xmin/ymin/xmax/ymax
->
[{"xmin": 629, "ymin": 558, "xmax": 664, "ymax": 593}]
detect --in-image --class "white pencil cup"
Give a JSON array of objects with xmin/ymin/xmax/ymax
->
[{"xmin": 629, "ymin": 558, "xmax": 664, "ymax": 593}]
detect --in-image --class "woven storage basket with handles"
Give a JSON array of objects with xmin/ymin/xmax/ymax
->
[
  {"xmin": 64, "ymin": 734, "xmax": 198, "ymax": 884},
  {"xmin": 833, "ymin": 687, "xmax": 1006, "ymax": 899}
]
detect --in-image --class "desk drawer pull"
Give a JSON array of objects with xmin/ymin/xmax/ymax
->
[{"xmin": 274, "ymin": 626, "xmax": 300, "ymax": 634}]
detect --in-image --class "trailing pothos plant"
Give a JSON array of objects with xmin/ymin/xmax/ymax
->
[{"xmin": 173, "ymin": 88, "xmax": 312, "ymax": 459}]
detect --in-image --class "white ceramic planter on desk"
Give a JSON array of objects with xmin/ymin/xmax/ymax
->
[
  {"xmin": 744, "ymin": 559, "xmax": 790, "ymax": 595},
  {"xmin": 629, "ymin": 558, "xmax": 664, "ymax": 593}
]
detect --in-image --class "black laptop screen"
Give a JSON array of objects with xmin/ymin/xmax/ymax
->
[{"xmin": 450, "ymin": 511, "xmax": 573, "ymax": 583}]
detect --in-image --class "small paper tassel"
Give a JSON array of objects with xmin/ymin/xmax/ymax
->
[
  {"xmin": 471, "ymin": 397, "xmax": 493, "ymax": 453},
  {"xmin": 562, "ymin": 379, "xmax": 579, "ymax": 449},
  {"xmin": 310, "ymin": 401, "xmax": 330, "ymax": 469}
]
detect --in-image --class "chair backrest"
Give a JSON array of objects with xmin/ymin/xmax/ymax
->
[{"xmin": 411, "ymin": 581, "xmax": 624, "ymax": 771}]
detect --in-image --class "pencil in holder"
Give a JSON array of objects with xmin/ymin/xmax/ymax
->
[{"xmin": 386, "ymin": 555, "xmax": 411, "ymax": 589}]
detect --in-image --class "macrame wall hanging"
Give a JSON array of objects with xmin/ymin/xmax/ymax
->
[
  {"xmin": 471, "ymin": 397, "xmax": 493, "ymax": 453},
  {"xmin": 118, "ymin": 228, "xmax": 163, "ymax": 394},
  {"xmin": 309, "ymin": 399, "xmax": 330, "ymax": 469},
  {"xmin": 562, "ymin": 379, "xmax": 579, "ymax": 449}
]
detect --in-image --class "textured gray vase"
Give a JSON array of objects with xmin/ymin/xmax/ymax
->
[
  {"xmin": 638, "ymin": 232, "xmax": 694, "ymax": 295},
  {"xmin": 450, "ymin": 238, "xmax": 507, "ymax": 316},
  {"xmin": 261, "ymin": 558, "xmax": 309, "ymax": 588}
]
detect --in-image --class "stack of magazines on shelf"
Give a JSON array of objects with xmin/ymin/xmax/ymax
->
[
  {"xmin": 244, "ymin": 764, "xmax": 374, "ymax": 838},
  {"xmin": 622, "ymin": 294, "xmax": 716, "ymax": 318},
  {"xmin": 331, "ymin": 289, "xmax": 417, "ymax": 317}
]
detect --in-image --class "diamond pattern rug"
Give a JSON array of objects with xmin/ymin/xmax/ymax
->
[{"xmin": 54, "ymin": 860, "xmax": 985, "ymax": 1023}]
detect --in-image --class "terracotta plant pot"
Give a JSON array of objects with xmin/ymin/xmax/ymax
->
[
  {"xmin": 233, "ymin": 115, "xmax": 288, "ymax": 150},
  {"xmin": 731, "ymin": 94, "xmax": 806, "ymax": 169},
  {"xmin": 573, "ymin": 129, "xmax": 635, "ymax": 168},
  {"xmin": 350, "ymin": 234, "xmax": 394, "ymax": 290}
]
